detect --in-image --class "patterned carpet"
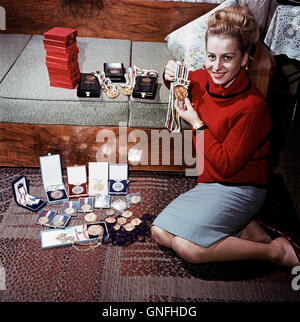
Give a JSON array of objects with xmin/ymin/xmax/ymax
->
[{"xmin": 0, "ymin": 167, "xmax": 299, "ymax": 303}]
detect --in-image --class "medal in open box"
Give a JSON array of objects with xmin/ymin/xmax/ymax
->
[
  {"xmin": 78, "ymin": 197, "xmax": 94, "ymax": 212},
  {"xmin": 40, "ymin": 222, "xmax": 109, "ymax": 249},
  {"xmin": 36, "ymin": 209, "xmax": 71, "ymax": 228},
  {"xmin": 39, "ymin": 154, "xmax": 68, "ymax": 204},
  {"xmin": 12, "ymin": 175, "xmax": 46, "ymax": 212}
]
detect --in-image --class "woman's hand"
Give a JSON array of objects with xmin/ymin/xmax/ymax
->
[
  {"xmin": 164, "ymin": 60, "xmax": 180, "ymax": 82},
  {"xmin": 175, "ymin": 98, "xmax": 204, "ymax": 129}
]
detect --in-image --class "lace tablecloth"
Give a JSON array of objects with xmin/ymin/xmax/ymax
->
[{"xmin": 264, "ymin": 5, "xmax": 300, "ymax": 61}]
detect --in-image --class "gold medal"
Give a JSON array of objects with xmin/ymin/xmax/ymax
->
[
  {"xmin": 124, "ymin": 223, "xmax": 135, "ymax": 232},
  {"xmin": 38, "ymin": 216, "xmax": 49, "ymax": 224},
  {"xmin": 65, "ymin": 207, "xmax": 75, "ymax": 215},
  {"xmin": 130, "ymin": 195, "xmax": 141, "ymax": 204},
  {"xmin": 87, "ymin": 224, "xmax": 103, "ymax": 237},
  {"xmin": 81, "ymin": 204, "xmax": 91, "ymax": 211},
  {"xmin": 106, "ymin": 209, "xmax": 115, "ymax": 216},
  {"xmin": 174, "ymin": 85, "xmax": 188, "ymax": 101},
  {"xmin": 121, "ymin": 86, "xmax": 133, "ymax": 96},
  {"xmin": 50, "ymin": 189, "xmax": 64, "ymax": 200},
  {"xmin": 84, "ymin": 212, "xmax": 97, "ymax": 223},
  {"xmin": 113, "ymin": 224, "xmax": 121, "ymax": 231},
  {"xmin": 121, "ymin": 210, "xmax": 133, "ymax": 218},
  {"xmin": 131, "ymin": 218, "xmax": 142, "ymax": 226},
  {"xmin": 106, "ymin": 86, "xmax": 119, "ymax": 99},
  {"xmin": 54, "ymin": 220, "xmax": 64, "ymax": 227},
  {"xmin": 117, "ymin": 217, "xmax": 127, "ymax": 225},
  {"xmin": 105, "ymin": 216, "xmax": 116, "ymax": 224}
]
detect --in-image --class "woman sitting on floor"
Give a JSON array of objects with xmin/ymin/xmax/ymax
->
[{"xmin": 151, "ymin": 5, "xmax": 300, "ymax": 267}]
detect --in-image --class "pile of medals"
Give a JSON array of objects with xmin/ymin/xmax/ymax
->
[{"xmin": 92, "ymin": 65, "xmax": 158, "ymax": 100}]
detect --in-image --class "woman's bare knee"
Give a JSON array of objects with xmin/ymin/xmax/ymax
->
[
  {"xmin": 151, "ymin": 225, "xmax": 174, "ymax": 248},
  {"xmin": 172, "ymin": 236, "xmax": 207, "ymax": 264}
]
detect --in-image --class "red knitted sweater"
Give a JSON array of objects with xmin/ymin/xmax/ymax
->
[{"xmin": 189, "ymin": 68, "xmax": 271, "ymax": 185}]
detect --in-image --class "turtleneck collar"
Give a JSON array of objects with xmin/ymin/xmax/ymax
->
[{"xmin": 206, "ymin": 68, "xmax": 252, "ymax": 102}]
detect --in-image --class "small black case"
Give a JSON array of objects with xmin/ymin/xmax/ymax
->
[
  {"xmin": 104, "ymin": 62, "xmax": 126, "ymax": 82},
  {"xmin": 77, "ymin": 73, "xmax": 100, "ymax": 97},
  {"xmin": 132, "ymin": 76, "xmax": 158, "ymax": 99}
]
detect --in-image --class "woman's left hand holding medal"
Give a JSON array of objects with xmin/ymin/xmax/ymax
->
[{"xmin": 175, "ymin": 98, "xmax": 203, "ymax": 129}]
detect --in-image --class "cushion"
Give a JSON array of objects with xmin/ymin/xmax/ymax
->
[
  {"xmin": 165, "ymin": 0, "xmax": 238, "ymax": 71},
  {"xmin": 0, "ymin": 34, "xmax": 31, "ymax": 83},
  {"xmin": 129, "ymin": 41, "xmax": 190, "ymax": 129},
  {"xmin": 0, "ymin": 35, "xmax": 131, "ymax": 126}
]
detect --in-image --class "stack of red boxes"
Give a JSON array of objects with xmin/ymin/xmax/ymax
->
[{"xmin": 43, "ymin": 27, "xmax": 80, "ymax": 89}]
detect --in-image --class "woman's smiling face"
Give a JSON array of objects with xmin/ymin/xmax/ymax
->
[{"xmin": 205, "ymin": 35, "xmax": 248, "ymax": 87}]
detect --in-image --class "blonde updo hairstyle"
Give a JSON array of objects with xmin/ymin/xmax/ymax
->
[{"xmin": 205, "ymin": 5, "xmax": 259, "ymax": 57}]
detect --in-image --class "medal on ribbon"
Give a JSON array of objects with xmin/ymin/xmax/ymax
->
[
  {"xmin": 165, "ymin": 63, "xmax": 190, "ymax": 133},
  {"xmin": 92, "ymin": 71, "xmax": 120, "ymax": 99},
  {"xmin": 121, "ymin": 67, "xmax": 134, "ymax": 96}
]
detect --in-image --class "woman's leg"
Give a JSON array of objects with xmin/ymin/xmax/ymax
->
[
  {"xmin": 171, "ymin": 235, "xmax": 299, "ymax": 267},
  {"xmin": 151, "ymin": 225, "xmax": 175, "ymax": 248},
  {"xmin": 240, "ymin": 219, "xmax": 272, "ymax": 243}
]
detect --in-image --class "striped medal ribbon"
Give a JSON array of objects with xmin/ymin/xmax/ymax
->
[{"xmin": 165, "ymin": 64, "xmax": 189, "ymax": 133}]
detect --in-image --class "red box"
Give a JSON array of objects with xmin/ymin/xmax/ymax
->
[
  {"xmin": 46, "ymin": 55, "xmax": 78, "ymax": 67},
  {"xmin": 44, "ymin": 43, "xmax": 79, "ymax": 55},
  {"xmin": 43, "ymin": 37, "xmax": 76, "ymax": 48},
  {"xmin": 48, "ymin": 70, "xmax": 80, "ymax": 81},
  {"xmin": 48, "ymin": 73, "xmax": 78, "ymax": 84},
  {"xmin": 46, "ymin": 60, "xmax": 79, "ymax": 72},
  {"xmin": 45, "ymin": 49, "xmax": 79, "ymax": 62},
  {"xmin": 44, "ymin": 27, "xmax": 77, "ymax": 42},
  {"xmin": 49, "ymin": 78, "xmax": 78, "ymax": 89}
]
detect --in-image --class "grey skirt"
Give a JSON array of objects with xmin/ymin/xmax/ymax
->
[{"xmin": 152, "ymin": 183, "xmax": 267, "ymax": 247}]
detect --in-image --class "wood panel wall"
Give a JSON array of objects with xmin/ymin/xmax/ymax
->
[{"xmin": 0, "ymin": 0, "xmax": 216, "ymax": 42}]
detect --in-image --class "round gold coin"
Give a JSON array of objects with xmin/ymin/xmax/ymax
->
[
  {"xmin": 65, "ymin": 207, "xmax": 75, "ymax": 215},
  {"xmin": 121, "ymin": 210, "xmax": 133, "ymax": 218},
  {"xmin": 54, "ymin": 220, "xmax": 64, "ymax": 227},
  {"xmin": 105, "ymin": 216, "xmax": 116, "ymax": 224},
  {"xmin": 113, "ymin": 224, "xmax": 121, "ymax": 231},
  {"xmin": 81, "ymin": 204, "xmax": 91, "ymax": 211},
  {"xmin": 106, "ymin": 88, "xmax": 119, "ymax": 99},
  {"xmin": 106, "ymin": 209, "xmax": 115, "ymax": 216},
  {"xmin": 87, "ymin": 224, "xmax": 103, "ymax": 237},
  {"xmin": 130, "ymin": 195, "xmax": 141, "ymax": 204},
  {"xmin": 131, "ymin": 218, "xmax": 142, "ymax": 226},
  {"xmin": 124, "ymin": 223, "xmax": 135, "ymax": 232},
  {"xmin": 174, "ymin": 85, "xmax": 188, "ymax": 101},
  {"xmin": 50, "ymin": 190, "xmax": 64, "ymax": 200},
  {"xmin": 121, "ymin": 86, "xmax": 133, "ymax": 96},
  {"xmin": 84, "ymin": 212, "xmax": 97, "ymax": 223},
  {"xmin": 93, "ymin": 183, "xmax": 104, "ymax": 191},
  {"xmin": 117, "ymin": 217, "xmax": 127, "ymax": 225},
  {"xmin": 38, "ymin": 216, "xmax": 49, "ymax": 224}
]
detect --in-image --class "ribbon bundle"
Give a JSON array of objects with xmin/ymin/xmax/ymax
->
[{"xmin": 165, "ymin": 63, "xmax": 190, "ymax": 133}]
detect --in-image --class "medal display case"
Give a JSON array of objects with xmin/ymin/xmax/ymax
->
[
  {"xmin": 12, "ymin": 175, "xmax": 46, "ymax": 212},
  {"xmin": 35, "ymin": 209, "xmax": 71, "ymax": 229},
  {"xmin": 108, "ymin": 163, "xmax": 128, "ymax": 195},
  {"xmin": 94, "ymin": 194, "xmax": 110, "ymax": 209},
  {"xmin": 104, "ymin": 62, "xmax": 126, "ymax": 83},
  {"xmin": 126, "ymin": 192, "xmax": 142, "ymax": 206},
  {"xmin": 77, "ymin": 73, "xmax": 101, "ymax": 98},
  {"xmin": 40, "ymin": 222, "xmax": 109, "ymax": 249},
  {"xmin": 62, "ymin": 200, "xmax": 78, "ymax": 217},
  {"xmin": 88, "ymin": 162, "xmax": 109, "ymax": 196},
  {"xmin": 132, "ymin": 75, "xmax": 158, "ymax": 99},
  {"xmin": 67, "ymin": 165, "xmax": 88, "ymax": 198},
  {"xmin": 40, "ymin": 153, "xmax": 69, "ymax": 205},
  {"xmin": 78, "ymin": 197, "xmax": 94, "ymax": 213}
]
